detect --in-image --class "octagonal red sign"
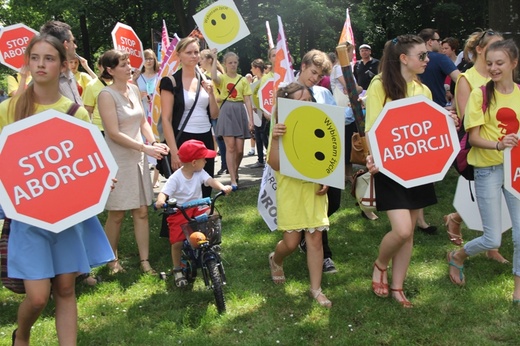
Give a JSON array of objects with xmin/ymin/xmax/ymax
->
[
  {"xmin": 367, "ymin": 95, "xmax": 460, "ymax": 188},
  {"xmin": 0, "ymin": 23, "xmax": 38, "ymax": 72},
  {"xmin": 0, "ymin": 110, "xmax": 118, "ymax": 232},
  {"xmin": 111, "ymin": 22, "xmax": 144, "ymax": 70},
  {"xmin": 259, "ymin": 78, "xmax": 274, "ymax": 115},
  {"xmin": 504, "ymin": 144, "xmax": 520, "ymax": 200}
]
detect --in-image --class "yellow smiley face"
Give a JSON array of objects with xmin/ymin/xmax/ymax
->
[
  {"xmin": 203, "ymin": 6, "xmax": 240, "ymax": 44},
  {"xmin": 282, "ymin": 106, "xmax": 341, "ymax": 179}
]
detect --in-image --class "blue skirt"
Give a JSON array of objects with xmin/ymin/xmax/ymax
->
[{"xmin": 7, "ymin": 216, "xmax": 114, "ymax": 280}]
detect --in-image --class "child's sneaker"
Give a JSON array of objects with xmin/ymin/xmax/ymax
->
[{"xmin": 173, "ymin": 268, "xmax": 188, "ymax": 287}]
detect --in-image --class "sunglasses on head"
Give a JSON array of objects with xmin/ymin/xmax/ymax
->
[{"xmin": 477, "ymin": 30, "xmax": 495, "ymax": 46}]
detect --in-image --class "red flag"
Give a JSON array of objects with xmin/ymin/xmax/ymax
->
[
  {"xmin": 339, "ymin": 9, "xmax": 357, "ymax": 64},
  {"xmin": 151, "ymin": 34, "xmax": 181, "ymax": 139},
  {"xmin": 160, "ymin": 20, "xmax": 170, "ymax": 64},
  {"xmin": 273, "ymin": 16, "xmax": 295, "ymax": 94}
]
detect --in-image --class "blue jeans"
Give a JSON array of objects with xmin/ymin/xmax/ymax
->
[{"xmin": 464, "ymin": 164, "xmax": 520, "ymax": 276}]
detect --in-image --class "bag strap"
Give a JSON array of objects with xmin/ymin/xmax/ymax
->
[
  {"xmin": 175, "ymin": 71, "xmax": 202, "ymax": 145},
  {"xmin": 66, "ymin": 103, "xmax": 80, "ymax": 116},
  {"xmin": 220, "ymin": 76, "xmax": 243, "ymax": 108}
]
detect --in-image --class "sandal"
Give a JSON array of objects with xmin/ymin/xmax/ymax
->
[
  {"xmin": 269, "ymin": 252, "xmax": 285, "ymax": 284},
  {"xmin": 390, "ymin": 288, "xmax": 413, "ymax": 308},
  {"xmin": 309, "ymin": 287, "xmax": 332, "ymax": 308},
  {"xmin": 108, "ymin": 259, "xmax": 125, "ymax": 275},
  {"xmin": 372, "ymin": 261, "xmax": 389, "ymax": 297},
  {"xmin": 443, "ymin": 213, "xmax": 463, "ymax": 246},
  {"xmin": 485, "ymin": 250, "xmax": 510, "ymax": 264},
  {"xmin": 140, "ymin": 259, "xmax": 157, "ymax": 275},
  {"xmin": 173, "ymin": 268, "xmax": 188, "ymax": 288},
  {"xmin": 447, "ymin": 251, "xmax": 465, "ymax": 286}
]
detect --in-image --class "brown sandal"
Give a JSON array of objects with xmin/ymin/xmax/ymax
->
[
  {"xmin": 309, "ymin": 287, "xmax": 332, "ymax": 308},
  {"xmin": 443, "ymin": 213, "xmax": 463, "ymax": 246},
  {"xmin": 269, "ymin": 252, "xmax": 285, "ymax": 284},
  {"xmin": 390, "ymin": 288, "xmax": 413, "ymax": 308},
  {"xmin": 372, "ymin": 261, "xmax": 389, "ymax": 297}
]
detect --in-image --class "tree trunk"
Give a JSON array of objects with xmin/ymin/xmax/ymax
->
[{"xmin": 79, "ymin": 13, "xmax": 91, "ymax": 64}]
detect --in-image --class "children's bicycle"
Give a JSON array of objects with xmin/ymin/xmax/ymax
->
[{"xmin": 158, "ymin": 192, "xmax": 228, "ymax": 313}]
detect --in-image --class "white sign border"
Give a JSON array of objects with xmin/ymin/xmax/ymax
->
[
  {"xmin": 367, "ymin": 95, "xmax": 460, "ymax": 188},
  {"xmin": 278, "ymin": 98, "xmax": 345, "ymax": 190},
  {"xmin": 192, "ymin": 0, "xmax": 251, "ymax": 52},
  {"xmin": 0, "ymin": 109, "xmax": 118, "ymax": 233}
]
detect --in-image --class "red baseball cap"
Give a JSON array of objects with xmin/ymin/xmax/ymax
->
[{"xmin": 178, "ymin": 139, "xmax": 217, "ymax": 163}]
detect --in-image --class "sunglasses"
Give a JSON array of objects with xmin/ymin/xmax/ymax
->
[
  {"xmin": 477, "ymin": 30, "xmax": 495, "ymax": 46},
  {"xmin": 407, "ymin": 51, "xmax": 429, "ymax": 61}
]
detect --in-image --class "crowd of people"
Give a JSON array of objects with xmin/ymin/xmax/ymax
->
[{"xmin": 1, "ymin": 19, "xmax": 519, "ymax": 343}]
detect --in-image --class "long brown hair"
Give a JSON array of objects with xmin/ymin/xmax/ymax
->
[
  {"xmin": 10, "ymin": 35, "xmax": 67, "ymax": 121},
  {"xmin": 484, "ymin": 39, "xmax": 519, "ymax": 112},
  {"xmin": 379, "ymin": 34, "xmax": 424, "ymax": 101}
]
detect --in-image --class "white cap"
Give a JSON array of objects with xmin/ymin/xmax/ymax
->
[{"xmin": 359, "ymin": 44, "xmax": 371, "ymax": 50}]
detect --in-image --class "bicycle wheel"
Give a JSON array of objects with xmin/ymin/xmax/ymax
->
[{"xmin": 206, "ymin": 259, "xmax": 226, "ymax": 314}]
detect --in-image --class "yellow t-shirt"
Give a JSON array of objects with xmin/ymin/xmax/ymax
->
[
  {"xmin": 0, "ymin": 96, "xmax": 90, "ymax": 132},
  {"xmin": 218, "ymin": 74, "xmax": 252, "ymax": 102},
  {"xmin": 365, "ymin": 76, "xmax": 432, "ymax": 132},
  {"xmin": 455, "ymin": 67, "xmax": 489, "ymax": 118},
  {"xmin": 7, "ymin": 74, "xmax": 32, "ymax": 97},
  {"xmin": 83, "ymin": 78, "xmax": 109, "ymax": 131},
  {"xmin": 464, "ymin": 85, "xmax": 520, "ymax": 167},
  {"xmin": 74, "ymin": 71, "xmax": 93, "ymax": 95}
]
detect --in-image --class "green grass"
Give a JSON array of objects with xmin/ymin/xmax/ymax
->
[{"xmin": 1, "ymin": 168, "xmax": 520, "ymax": 345}]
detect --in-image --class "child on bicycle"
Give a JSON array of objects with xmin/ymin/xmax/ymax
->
[{"xmin": 155, "ymin": 139, "xmax": 232, "ymax": 287}]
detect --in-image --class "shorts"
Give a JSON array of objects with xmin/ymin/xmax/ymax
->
[{"xmin": 166, "ymin": 206, "xmax": 210, "ymax": 244}]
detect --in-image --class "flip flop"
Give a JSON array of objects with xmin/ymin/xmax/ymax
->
[{"xmin": 447, "ymin": 250, "xmax": 465, "ymax": 286}]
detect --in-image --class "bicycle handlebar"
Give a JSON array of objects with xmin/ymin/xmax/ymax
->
[{"xmin": 155, "ymin": 190, "xmax": 231, "ymax": 222}]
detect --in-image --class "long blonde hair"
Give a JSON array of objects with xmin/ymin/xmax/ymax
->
[{"xmin": 10, "ymin": 35, "xmax": 67, "ymax": 121}]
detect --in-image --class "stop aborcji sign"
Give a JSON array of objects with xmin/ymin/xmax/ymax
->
[
  {"xmin": 0, "ymin": 23, "xmax": 38, "ymax": 71},
  {"xmin": 259, "ymin": 78, "xmax": 274, "ymax": 115},
  {"xmin": 0, "ymin": 110, "xmax": 118, "ymax": 232},
  {"xmin": 504, "ymin": 143, "xmax": 520, "ymax": 200},
  {"xmin": 111, "ymin": 22, "xmax": 144, "ymax": 70},
  {"xmin": 367, "ymin": 95, "xmax": 460, "ymax": 188}
]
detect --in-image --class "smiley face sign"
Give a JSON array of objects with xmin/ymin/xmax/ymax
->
[
  {"xmin": 278, "ymin": 98, "xmax": 345, "ymax": 189},
  {"xmin": 193, "ymin": 0, "xmax": 250, "ymax": 51}
]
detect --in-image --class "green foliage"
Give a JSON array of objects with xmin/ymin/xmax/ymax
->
[
  {"xmin": 2, "ymin": 168, "xmax": 520, "ymax": 345},
  {"xmin": 0, "ymin": 0, "xmax": 490, "ymax": 82}
]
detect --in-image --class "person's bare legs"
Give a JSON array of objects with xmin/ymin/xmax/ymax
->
[
  {"xmin": 234, "ymin": 138, "xmax": 245, "ymax": 180},
  {"xmin": 15, "ymin": 279, "xmax": 51, "ymax": 345},
  {"xmin": 373, "ymin": 209, "xmax": 418, "ymax": 304},
  {"xmin": 416, "ymin": 208, "xmax": 432, "ymax": 229},
  {"xmin": 152, "ymin": 168, "xmax": 160, "ymax": 188},
  {"xmin": 224, "ymin": 136, "xmax": 238, "ymax": 185},
  {"xmin": 105, "ymin": 210, "xmax": 125, "ymax": 272},
  {"xmin": 132, "ymin": 206, "xmax": 153, "ymax": 272},
  {"xmin": 306, "ymin": 230, "xmax": 331, "ymax": 307},
  {"xmin": 171, "ymin": 242, "xmax": 183, "ymax": 268},
  {"xmin": 272, "ymin": 231, "xmax": 300, "ymax": 266},
  {"xmin": 53, "ymin": 273, "xmax": 78, "ymax": 345}
]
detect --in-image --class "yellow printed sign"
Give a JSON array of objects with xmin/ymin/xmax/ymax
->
[
  {"xmin": 278, "ymin": 98, "xmax": 345, "ymax": 189},
  {"xmin": 193, "ymin": 0, "xmax": 250, "ymax": 51}
]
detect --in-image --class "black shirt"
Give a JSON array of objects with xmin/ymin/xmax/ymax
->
[{"xmin": 353, "ymin": 58, "xmax": 380, "ymax": 90}]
